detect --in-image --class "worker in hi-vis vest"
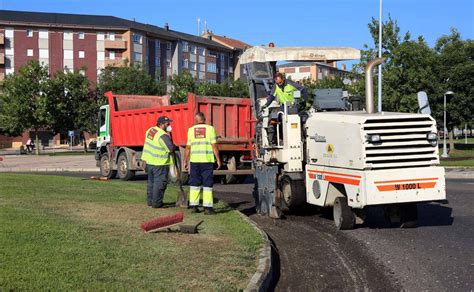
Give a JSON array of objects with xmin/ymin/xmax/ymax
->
[
  {"xmin": 260, "ymin": 72, "xmax": 308, "ymax": 145},
  {"xmin": 261, "ymin": 72, "xmax": 308, "ymax": 112},
  {"xmin": 184, "ymin": 112, "xmax": 222, "ymax": 215},
  {"xmin": 141, "ymin": 116, "xmax": 176, "ymax": 208}
]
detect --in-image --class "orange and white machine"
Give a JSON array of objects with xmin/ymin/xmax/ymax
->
[
  {"xmin": 304, "ymin": 110, "xmax": 445, "ymax": 228},
  {"xmin": 245, "ymin": 50, "xmax": 446, "ymax": 229}
]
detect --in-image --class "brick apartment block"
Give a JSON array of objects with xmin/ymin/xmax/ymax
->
[{"xmin": 0, "ymin": 10, "xmax": 239, "ymax": 85}]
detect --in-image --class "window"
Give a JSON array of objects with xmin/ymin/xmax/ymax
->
[
  {"xmin": 64, "ymin": 49, "xmax": 73, "ymax": 60},
  {"xmin": 39, "ymin": 30, "xmax": 48, "ymax": 39},
  {"xmin": 208, "ymin": 51, "xmax": 218, "ymax": 57},
  {"xmin": 78, "ymin": 32, "xmax": 85, "ymax": 39},
  {"xmin": 166, "ymin": 42, "xmax": 172, "ymax": 50},
  {"xmin": 155, "ymin": 58, "xmax": 160, "ymax": 67},
  {"xmin": 133, "ymin": 52, "xmax": 142, "ymax": 61},
  {"xmin": 26, "ymin": 29, "xmax": 33, "ymax": 37},
  {"xmin": 97, "ymin": 51, "xmax": 105, "ymax": 61},
  {"xmin": 97, "ymin": 32, "xmax": 105, "ymax": 41},
  {"xmin": 197, "ymin": 47, "xmax": 205, "ymax": 56},
  {"xmin": 64, "ymin": 66, "xmax": 71, "ymax": 73},
  {"xmin": 189, "ymin": 62, "xmax": 196, "ymax": 71},
  {"xmin": 78, "ymin": 51, "xmax": 85, "ymax": 58},
  {"xmin": 79, "ymin": 69, "xmax": 86, "ymax": 76},
  {"xmin": 156, "ymin": 40, "xmax": 160, "ymax": 50},
  {"xmin": 166, "ymin": 60, "xmax": 171, "ymax": 69},
  {"xmin": 5, "ymin": 28, "xmax": 13, "ymax": 38},
  {"xmin": 109, "ymin": 51, "xmax": 115, "ymax": 60},
  {"xmin": 209, "ymin": 79, "xmax": 217, "ymax": 84},
  {"xmin": 133, "ymin": 34, "xmax": 142, "ymax": 44},
  {"xmin": 182, "ymin": 41, "xmax": 189, "ymax": 52},
  {"xmin": 63, "ymin": 31, "xmax": 73, "ymax": 40},
  {"xmin": 199, "ymin": 63, "xmax": 205, "ymax": 72},
  {"xmin": 220, "ymin": 53, "xmax": 225, "ymax": 62},
  {"xmin": 190, "ymin": 45, "xmax": 196, "ymax": 54},
  {"xmin": 229, "ymin": 66, "xmax": 233, "ymax": 74},
  {"xmin": 183, "ymin": 59, "xmax": 189, "ymax": 68},
  {"xmin": 108, "ymin": 32, "xmax": 115, "ymax": 40},
  {"xmin": 27, "ymin": 49, "xmax": 33, "ymax": 57},
  {"xmin": 207, "ymin": 63, "xmax": 217, "ymax": 73},
  {"xmin": 39, "ymin": 49, "xmax": 48, "ymax": 58}
]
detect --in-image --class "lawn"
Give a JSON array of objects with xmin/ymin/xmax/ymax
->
[
  {"xmin": 0, "ymin": 174, "xmax": 263, "ymax": 290},
  {"xmin": 438, "ymin": 141, "xmax": 474, "ymax": 167}
]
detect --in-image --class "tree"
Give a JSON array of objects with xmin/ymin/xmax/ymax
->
[
  {"xmin": 168, "ymin": 70, "xmax": 196, "ymax": 103},
  {"xmin": 432, "ymin": 28, "xmax": 473, "ymax": 132},
  {"xmin": 45, "ymin": 70, "xmax": 97, "ymax": 152},
  {"xmin": 196, "ymin": 81, "xmax": 222, "ymax": 96},
  {"xmin": 0, "ymin": 60, "xmax": 49, "ymax": 154},
  {"xmin": 352, "ymin": 16, "xmax": 440, "ymax": 114},
  {"xmin": 221, "ymin": 78, "xmax": 250, "ymax": 97},
  {"xmin": 97, "ymin": 64, "xmax": 166, "ymax": 102}
]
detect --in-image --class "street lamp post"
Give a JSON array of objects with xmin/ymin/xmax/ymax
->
[{"xmin": 441, "ymin": 91, "xmax": 454, "ymax": 158}]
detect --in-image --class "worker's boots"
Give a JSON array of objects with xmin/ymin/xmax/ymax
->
[
  {"xmin": 204, "ymin": 207, "xmax": 215, "ymax": 215},
  {"xmin": 190, "ymin": 206, "xmax": 201, "ymax": 213}
]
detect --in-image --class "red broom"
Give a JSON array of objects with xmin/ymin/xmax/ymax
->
[{"xmin": 141, "ymin": 212, "xmax": 184, "ymax": 233}]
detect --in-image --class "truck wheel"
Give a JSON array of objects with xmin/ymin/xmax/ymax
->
[
  {"xmin": 280, "ymin": 176, "xmax": 306, "ymax": 210},
  {"xmin": 117, "ymin": 153, "xmax": 135, "ymax": 181},
  {"xmin": 400, "ymin": 204, "xmax": 418, "ymax": 228},
  {"xmin": 100, "ymin": 154, "xmax": 117, "ymax": 179},
  {"xmin": 333, "ymin": 196, "xmax": 355, "ymax": 230}
]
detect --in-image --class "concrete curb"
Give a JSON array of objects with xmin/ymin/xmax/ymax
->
[
  {"xmin": 237, "ymin": 212, "xmax": 273, "ymax": 292},
  {"xmin": 0, "ymin": 168, "xmax": 98, "ymax": 173}
]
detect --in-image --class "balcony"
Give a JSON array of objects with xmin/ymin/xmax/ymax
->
[
  {"xmin": 104, "ymin": 40, "xmax": 127, "ymax": 50},
  {"xmin": 0, "ymin": 33, "xmax": 4, "ymax": 45},
  {"xmin": 105, "ymin": 58, "xmax": 126, "ymax": 67},
  {"xmin": 0, "ymin": 53, "xmax": 4, "ymax": 65}
]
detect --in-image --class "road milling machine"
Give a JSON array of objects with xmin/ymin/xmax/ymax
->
[{"xmin": 240, "ymin": 46, "xmax": 446, "ymax": 229}]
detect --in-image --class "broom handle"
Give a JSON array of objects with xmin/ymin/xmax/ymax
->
[{"xmin": 169, "ymin": 132, "xmax": 184, "ymax": 191}]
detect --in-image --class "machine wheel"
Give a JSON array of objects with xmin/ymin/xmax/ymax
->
[
  {"xmin": 400, "ymin": 204, "xmax": 418, "ymax": 228},
  {"xmin": 333, "ymin": 196, "xmax": 355, "ymax": 230},
  {"xmin": 280, "ymin": 176, "xmax": 306, "ymax": 210},
  {"xmin": 117, "ymin": 153, "xmax": 135, "ymax": 181},
  {"xmin": 100, "ymin": 153, "xmax": 117, "ymax": 179}
]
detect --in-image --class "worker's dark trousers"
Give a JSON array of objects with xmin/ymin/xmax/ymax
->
[
  {"xmin": 189, "ymin": 163, "xmax": 214, "ymax": 207},
  {"xmin": 146, "ymin": 164, "xmax": 169, "ymax": 207}
]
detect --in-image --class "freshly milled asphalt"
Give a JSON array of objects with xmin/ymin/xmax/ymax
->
[{"xmin": 13, "ymin": 171, "xmax": 473, "ymax": 291}]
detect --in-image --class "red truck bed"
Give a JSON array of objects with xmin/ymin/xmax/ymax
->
[{"xmin": 105, "ymin": 92, "xmax": 254, "ymax": 151}]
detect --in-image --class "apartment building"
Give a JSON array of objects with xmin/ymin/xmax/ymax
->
[
  {"xmin": 277, "ymin": 62, "xmax": 351, "ymax": 83},
  {"xmin": 201, "ymin": 31, "xmax": 252, "ymax": 80},
  {"xmin": 0, "ymin": 10, "xmax": 235, "ymax": 85}
]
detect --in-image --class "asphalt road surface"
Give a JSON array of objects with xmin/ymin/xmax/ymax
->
[{"xmin": 14, "ymin": 172, "xmax": 473, "ymax": 291}]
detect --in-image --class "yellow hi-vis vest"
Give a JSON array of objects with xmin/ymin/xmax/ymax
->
[
  {"xmin": 141, "ymin": 126, "xmax": 172, "ymax": 166},
  {"xmin": 187, "ymin": 124, "xmax": 217, "ymax": 163},
  {"xmin": 274, "ymin": 83, "xmax": 297, "ymax": 105}
]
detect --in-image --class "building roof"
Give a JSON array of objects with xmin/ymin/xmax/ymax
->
[
  {"xmin": 202, "ymin": 32, "xmax": 251, "ymax": 50},
  {"xmin": 0, "ymin": 10, "xmax": 231, "ymax": 50}
]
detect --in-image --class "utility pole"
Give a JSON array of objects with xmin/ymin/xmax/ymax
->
[
  {"xmin": 378, "ymin": 0, "xmax": 383, "ymax": 112},
  {"xmin": 197, "ymin": 18, "xmax": 200, "ymax": 36}
]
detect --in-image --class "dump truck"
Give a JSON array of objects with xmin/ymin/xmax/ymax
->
[
  {"xmin": 241, "ymin": 46, "xmax": 446, "ymax": 229},
  {"xmin": 95, "ymin": 91, "xmax": 254, "ymax": 181}
]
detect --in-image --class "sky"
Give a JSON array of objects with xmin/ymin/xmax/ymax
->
[{"xmin": 2, "ymin": 0, "xmax": 473, "ymax": 68}]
